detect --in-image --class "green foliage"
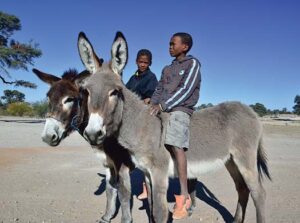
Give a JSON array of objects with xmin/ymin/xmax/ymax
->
[
  {"xmin": 0, "ymin": 11, "xmax": 42, "ymax": 88},
  {"xmin": 6, "ymin": 102, "xmax": 33, "ymax": 116},
  {"xmin": 0, "ymin": 12, "xmax": 21, "ymax": 32},
  {"xmin": 0, "ymin": 89, "xmax": 47, "ymax": 117},
  {"xmin": 31, "ymin": 99, "xmax": 48, "ymax": 117},
  {"xmin": 0, "ymin": 106, "xmax": 7, "ymax": 115},
  {"xmin": 195, "ymin": 103, "xmax": 214, "ymax": 111},
  {"xmin": 1, "ymin": 89, "xmax": 25, "ymax": 105},
  {"xmin": 250, "ymin": 103, "xmax": 268, "ymax": 117},
  {"xmin": 293, "ymin": 95, "xmax": 300, "ymax": 115}
]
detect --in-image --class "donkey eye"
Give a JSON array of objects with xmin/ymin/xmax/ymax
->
[
  {"xmin": 109, "ymin": 89, "xmax": 119, "ymax": 97},
  {"xmin": 64, "ymin": 97, "xmax": 75, "ymax": 104}
]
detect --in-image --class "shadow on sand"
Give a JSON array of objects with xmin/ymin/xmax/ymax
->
[{"xmin": 94, "ymin": 169, "xmax": 234, "ymax": 223}]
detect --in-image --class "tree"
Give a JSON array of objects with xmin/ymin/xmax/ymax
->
[
  {"xmin": 0, "ymin": 11, "xmax": 42, "ymax": 88},
  {"xmin": 1, "ymin": 89, "xmax": 25, "ymax": 105},
  {"xmin": 250, "ymin": 103, "xmax": 267, "ymax": 117},
  {"xmin": 280, "ymin": 107, "xmax": 289, "ymax": 114},
  {"xmin": 272, "ymin": 109, "xmax": 280, "ymax": 117},
  {"xmin": 195, "ymin": 103, "xmax": 214, "ymax": 111},
  {"xmin": 293, "ymin": 95, "xmax": 300, "ymax": 115}
]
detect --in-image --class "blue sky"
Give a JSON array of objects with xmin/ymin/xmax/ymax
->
[{"xmin": 1, "ymin": 0, "xmax": 299, "ymax": 110}]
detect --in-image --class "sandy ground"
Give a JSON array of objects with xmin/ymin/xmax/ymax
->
[{"xmin": 0, "ymin": 116, "xmax": 300, "ymax": 223}]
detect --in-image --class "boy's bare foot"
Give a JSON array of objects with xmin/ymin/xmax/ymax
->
[
  {"xmin": 172, "ymin": 194, "xmax": 191, "ymax": 220},
  {"xmin": 137, "ymin": 182, "xmax": 148, "ymax": 200}
]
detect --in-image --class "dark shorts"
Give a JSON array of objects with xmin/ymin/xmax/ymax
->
[{"xmin": 165, "ymin": 111, "xmax": 190, "ymax": 149}]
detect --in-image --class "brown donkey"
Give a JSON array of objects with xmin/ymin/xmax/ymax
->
[
  {"xmin": 32, "ymin": 68, "xmax": 135, "ymax": 223},
  {"xmin": 77, "ymin": 31, "xmax": 271, "ymax": 223}
]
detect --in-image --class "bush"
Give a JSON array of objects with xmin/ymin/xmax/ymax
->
[
  {"xmin": 32, "ymin": 99, "xmax": 48, "ymax": 117},
  {"xmin": 0, "ymin": 107, "xmax": 8, "ymax": 116},
  {"xmin": 6, "ymin": 102, "xmax": 33, "ymax": 116}
]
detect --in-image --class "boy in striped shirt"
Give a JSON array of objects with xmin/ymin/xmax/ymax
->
[{"xmin": 150, "ymin": 32, "xmax": 201, "ymax": 220}]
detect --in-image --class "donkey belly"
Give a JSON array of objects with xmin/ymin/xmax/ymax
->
[{"xmin": 167, "ymin": 156, "xmax": 229, "ymax": 179}]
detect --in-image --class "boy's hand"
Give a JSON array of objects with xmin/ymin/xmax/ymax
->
[
  {"xmin": 150, "ymin": 104, "xmax": 162, "ymax": 115},
  {"xmin": 143, "ymin": 98, "xmax": 151, "ymax": 104}
]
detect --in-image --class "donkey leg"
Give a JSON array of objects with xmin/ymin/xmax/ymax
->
[
  {"xmin": 150, "ymin": 168, "xmax": 169, "ymax": 223},
  {"xmin": 145, "ymin": 174, "xmax": 154, "ymax": 223},
  {"xmin": 233, "ymin": 155, "xmax": 266, "ymax": 223},
  {"xmin": 187, "ymin": 178, "xmax": 197, "ymax": 215},
  {"xmin": 225, "ymin": 158, "xmax": 249, "ymax": 223},
  {"xmin": 117, "ymin": 164, "xmax": 133, "ymax": 223},
  {"xmin": 100, "ymin": 168, "xmax": 118, "ymax": 223},
  {"xmin": 250, "ymin": 182, "xmax": 266, "ymax": 223}
]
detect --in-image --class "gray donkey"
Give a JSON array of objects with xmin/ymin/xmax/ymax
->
[
  {"xmin": 77, "ymin": 31, "xmax": 271, "ymax": 223},
  {"xmin": 32, "ymin": 68, "xmax": 135, "ymax": 223}
]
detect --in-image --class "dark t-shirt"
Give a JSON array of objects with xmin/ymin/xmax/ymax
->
[{"xmin": 126, "ymin": 69, "xmax": 158, "ymax": 99}]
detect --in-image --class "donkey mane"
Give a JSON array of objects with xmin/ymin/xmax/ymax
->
[{"xmin": 62, "ymin": 68, "xmax": 79, "ymax": 80}]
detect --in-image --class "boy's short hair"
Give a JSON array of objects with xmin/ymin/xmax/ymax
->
[
  {"xmin": 173, "ymin": 32, "xmax": 193, "ymax": 53},
  {"xmin": 136, "ymin": 49, "xmax": 152, "ymax": 66}
]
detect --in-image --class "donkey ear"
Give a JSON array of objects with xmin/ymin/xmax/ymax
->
[
  {"xmin": 32, "ymin": 68, "xmax": 61, "ymax": 85},
  {"xmin": 74, "ymin": 70, "xmax": 91, "ymax": 88},
  {"xmin": 111, "ymin": 31, "xmax": 128, "ymax": 76},
  {"xmin": 78, "ymin": 32, "xmax": 102, "ymax": 74}
]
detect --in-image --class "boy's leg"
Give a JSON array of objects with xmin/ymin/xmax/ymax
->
[
  {"xmin": 165, "ymin": 111, "xmax": 191, "ymax": 219},
  {"xmin": 172, "ymin": 146, "xmax": 191, "ymax": 220},
  {"xmin": 172, "ymin": 146, "xmax": 188, "ymax": 197}
]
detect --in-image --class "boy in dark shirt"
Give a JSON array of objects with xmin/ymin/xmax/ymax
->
[
  {"xmin": 150, "ymin": 32, "xmax": 201, "ymax": 220},
  {"xmin": 126, "ymin": 49, "xmax": 158, "ymax": 104}
]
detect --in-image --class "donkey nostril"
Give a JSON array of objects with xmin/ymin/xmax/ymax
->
[
  {"xmin": 83, "ymin": 130, "xmax": 93, "ymax": 142},
  {"xmin": 97, "ymin": 130, "xmax": 104, "ymax": 138},
  {"xmin": 52, "ymin": 134, "xmax": 57, "ymax": 141}
]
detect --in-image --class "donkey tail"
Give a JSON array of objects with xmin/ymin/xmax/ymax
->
[{"xmin": 257, "ymin": 137, "xmax": 272, "ymax": 181}]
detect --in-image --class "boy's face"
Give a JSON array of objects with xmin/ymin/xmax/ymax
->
[
  {"xmin": 136, "ymin": 55, "xmax": 150, "ymax": 73},
  {"xmin": 169, "ymin": 36, "xmax": 188, "ymax": 58}
]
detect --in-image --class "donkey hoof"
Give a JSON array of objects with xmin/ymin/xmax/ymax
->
[
  {"xmin": 98, "ymin": 216, "xmax": 111, "ymax": 223},
  {"xmin": 187, "ymin": 205, "xmax": 196, "ymax": 216},
  {"xmin": 120, "ymin": 219, "xmax": 133, "ymax": 223}
]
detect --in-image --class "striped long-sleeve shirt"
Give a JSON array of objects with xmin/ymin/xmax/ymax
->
[{"xmin": 151, "ymin": 55, "xmax": 201, "ymax": 115}]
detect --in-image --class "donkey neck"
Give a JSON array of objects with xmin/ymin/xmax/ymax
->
[{"xmin": 117, "ymin": 88, "xmax": 162, "ymax": 152}]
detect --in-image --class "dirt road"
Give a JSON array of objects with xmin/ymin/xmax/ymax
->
[{"xmin": 0, "ymin": 116, "xmax": 299, "ymax": 222}]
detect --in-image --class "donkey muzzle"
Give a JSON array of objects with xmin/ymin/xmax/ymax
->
[
  {"xmin": 42, "ymin": 132, "xmax": 60, "ymax": 146},
  {"xmin": 83, "ymin": 129, "xmax": 105, "ymax": 145},
  {"xmin": 42, "ymin": 118, "xmax": 65, "ymax": 146},
  {"xmin": 84, "ymin": 113, "xmax": 106, "ymax": 145}
]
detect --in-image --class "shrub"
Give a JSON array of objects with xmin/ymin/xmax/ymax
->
[
  {"xmin": 32, "ymin": 99, "xmax": 48, "ymax": 117},
  {"xmin": 6, "ymin": 102, "xmax": 33, "ymax": 116},
  {"xmin": 0, "ymin": 107, "xmax": 8, "ymax": 116}
]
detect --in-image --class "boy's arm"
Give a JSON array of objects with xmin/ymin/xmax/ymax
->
[{"xmin": 161, "ymin": 59, "xmax": 201, "ymax": 111}]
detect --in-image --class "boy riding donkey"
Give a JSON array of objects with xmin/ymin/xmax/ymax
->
[{"xmin": 150, "ymin": 32, "xmax": 201, "ymax": 220}]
